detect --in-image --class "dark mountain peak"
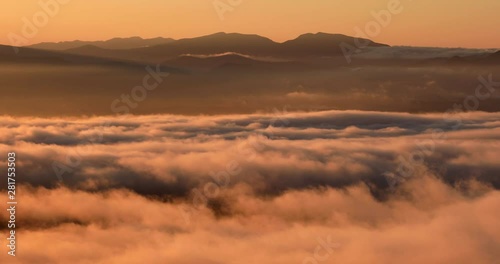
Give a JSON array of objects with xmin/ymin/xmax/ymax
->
[
  {"xmin": 104, "ymin": 36, "xmax": 174, "ymax": 44},
  {"xmin": 293, "ymin": 32, "xmax": 348, "ymax": 40},
  {"xmin": 287, "ymin": 32, "xmax": 363, "ymax": 44},
  {"xmin": 209, "ymin": 32, "xmax": 228, "ymax": 36},
  {"xmin": 187, "ymin": 32, "xmax": 276, "ymax": 44},
  {"xmin": 29, "ymin": 37, "xmax": 175, "ymax": 50},
  {"xmin": 286, "ymin": 32, "xmax": 387, "ymax": 46},
  {"xmin": 108, "ymin": 36, "xmax": 143, "ymax": 41},
  {"xmin": 25, "ymin": 32, "xmax": 392, "ymax": 61},
  {"xmin": 280, "ymin": 32, "xmax": 388, "ymax": 57},
  {"xmin": 140, "ymin": 33, "xmax": 280, "ymax": 59}
]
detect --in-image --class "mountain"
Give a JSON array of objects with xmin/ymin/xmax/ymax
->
[
  {"xmin": 490, "ymin": 51, "xmax": 500, "ymax": 60},
  {"xmin": 62, "ymin": 45, "xmax": 113, "ymax": 58},
  {"xmin": 130, "ymin": 32, "xmax": 279, "ymax": 60},
  {"xmin": 0, "ymin": 44, "xmax": 113, "ymax": 65},
  {"xmin": 2, "ymin": 41, "xmax": 499, "ymax": 116},
  {"xmin": 130, "ymin": 32, "xmax": 389, "ymax": 59},
  {"xmin": 424, "ymin": 50, "xmax": 500, "ymax": 65},
  {"xmin": 163, "ymin": 53, "xmax": 261, "ymax": 69},
  {"xmin": 26, "ymin": 32, "xmax": 390, "ymax": 63},
  {"xmin": 478, "ymin": 50, "xmax": 500, "ymax": 65},
  {"xmin": 28, "ymin": 37, "xmax": 175, "ymax": 50},
  {"xmin": 0, "ymin": 44, "xmax": 182, "ymax": 73},
  {"xmin": 161, "ymin": 53, "xmax": 307, "ymax": 73},
  {"xmin": 280, "ymin": 32, "xmax": 388, "ymax": 56},
  {"xmin": 0, "ymin": 44, "xmax": 70, "ymax": 64}
]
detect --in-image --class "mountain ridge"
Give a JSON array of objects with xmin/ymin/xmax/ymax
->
[
  {"xmin": 28, "ymin": 37, "xmax": 175, "ymax": 50},
  {"xmin": 23, "ymin": 32, "xmax": 389, "ymax": 62}
]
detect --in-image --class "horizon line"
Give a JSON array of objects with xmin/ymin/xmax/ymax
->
[{"xmin": 5, "ymin": 32, "xmax": 500, "ymax": 50}]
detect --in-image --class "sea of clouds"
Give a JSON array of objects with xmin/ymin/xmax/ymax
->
[{"xmin": 0, "ymin": 110, "xmax": 499, "ymax": 263}]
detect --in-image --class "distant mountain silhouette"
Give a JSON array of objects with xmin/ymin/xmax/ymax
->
[
  {"xmin": 480, "ymin": 50, "xmax": 500, "ymax": 64},
  {"xmin": 0, "ymin": 44, "xmax": 70, "ymax": 64},
  {"xmin": 432, "ymin": 50, "xmax": 500, "ymax": 65},
  {"xmin": 281, "ymin": 32, "xmax": 388, "ymax": 56},
  {"xmin": 490, "ymin": 51, "xmax": 500, "ymax": 60},
  {"xmin": 2, "ymin": 40, "xmax": 500, "ymax": 116},
  {"xmin": 63, "ymin": 45, "xmax": 111, "ymax": 57},
  {"xmin": 28, "ymin": 37, "xmax": 175, "ymax": 50},
  {"xmin": 66, "ymin": 44, "xmax": 107, "ymax": 52},
  {"xmin": 133, "ymin": 32, "xmax": 388, "ymax": 59},
  {"xmin": 163, "ymin": 53, "xmax": 263, "ymax": 69},
  {"xmin": 162, "ymin": 53, "xmax": 307, "ymax": 73},
  {"xmin": 132, "ymin": 33, "xmax": 279, "ymax": 60},
  {"xmin": 0, "ymin": 44, "xmax": 182, "ymax": 72},
  {"xmin": 27, "ymin": 32, "xmax": 389, "ymax": 63}
]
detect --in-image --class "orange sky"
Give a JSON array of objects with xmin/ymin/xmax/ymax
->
[{"xmin": 1, "ymin": 0, "xmax": 499, "ymax": 48}]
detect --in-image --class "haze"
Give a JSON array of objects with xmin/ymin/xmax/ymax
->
[
  {"xmin": 1, "ymin": 2, "xmax": 500, "ymax": 263},
  {"xmin": 1, "ymin": 0, "xmax": 500, "ymax": 48}
]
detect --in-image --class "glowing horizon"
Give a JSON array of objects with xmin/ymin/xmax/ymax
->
[{"xmin": 1, "ymin": 0, "xmax": 499, "ymax": 49}]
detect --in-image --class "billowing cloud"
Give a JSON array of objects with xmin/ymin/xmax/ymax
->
[{"xmin": 0, "ymin": 110, "xmax": 499, "ymax": 263}]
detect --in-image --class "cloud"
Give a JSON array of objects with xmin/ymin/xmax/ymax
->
[
  {"xmin": 1, "ymin": 110, "xmax": 499, "ymax": 194},
  {"xmin": 0, "ymin": 110, "xmax": 499, "ymax": 263},
  {"xmin": 1, "ymin": 178, "xmax": 499, "ymax": 263}
]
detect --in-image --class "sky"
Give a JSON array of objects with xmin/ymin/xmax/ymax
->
[{"xmin": 1, "ymin": 0, "xmax": 499, "ymax": 48}]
